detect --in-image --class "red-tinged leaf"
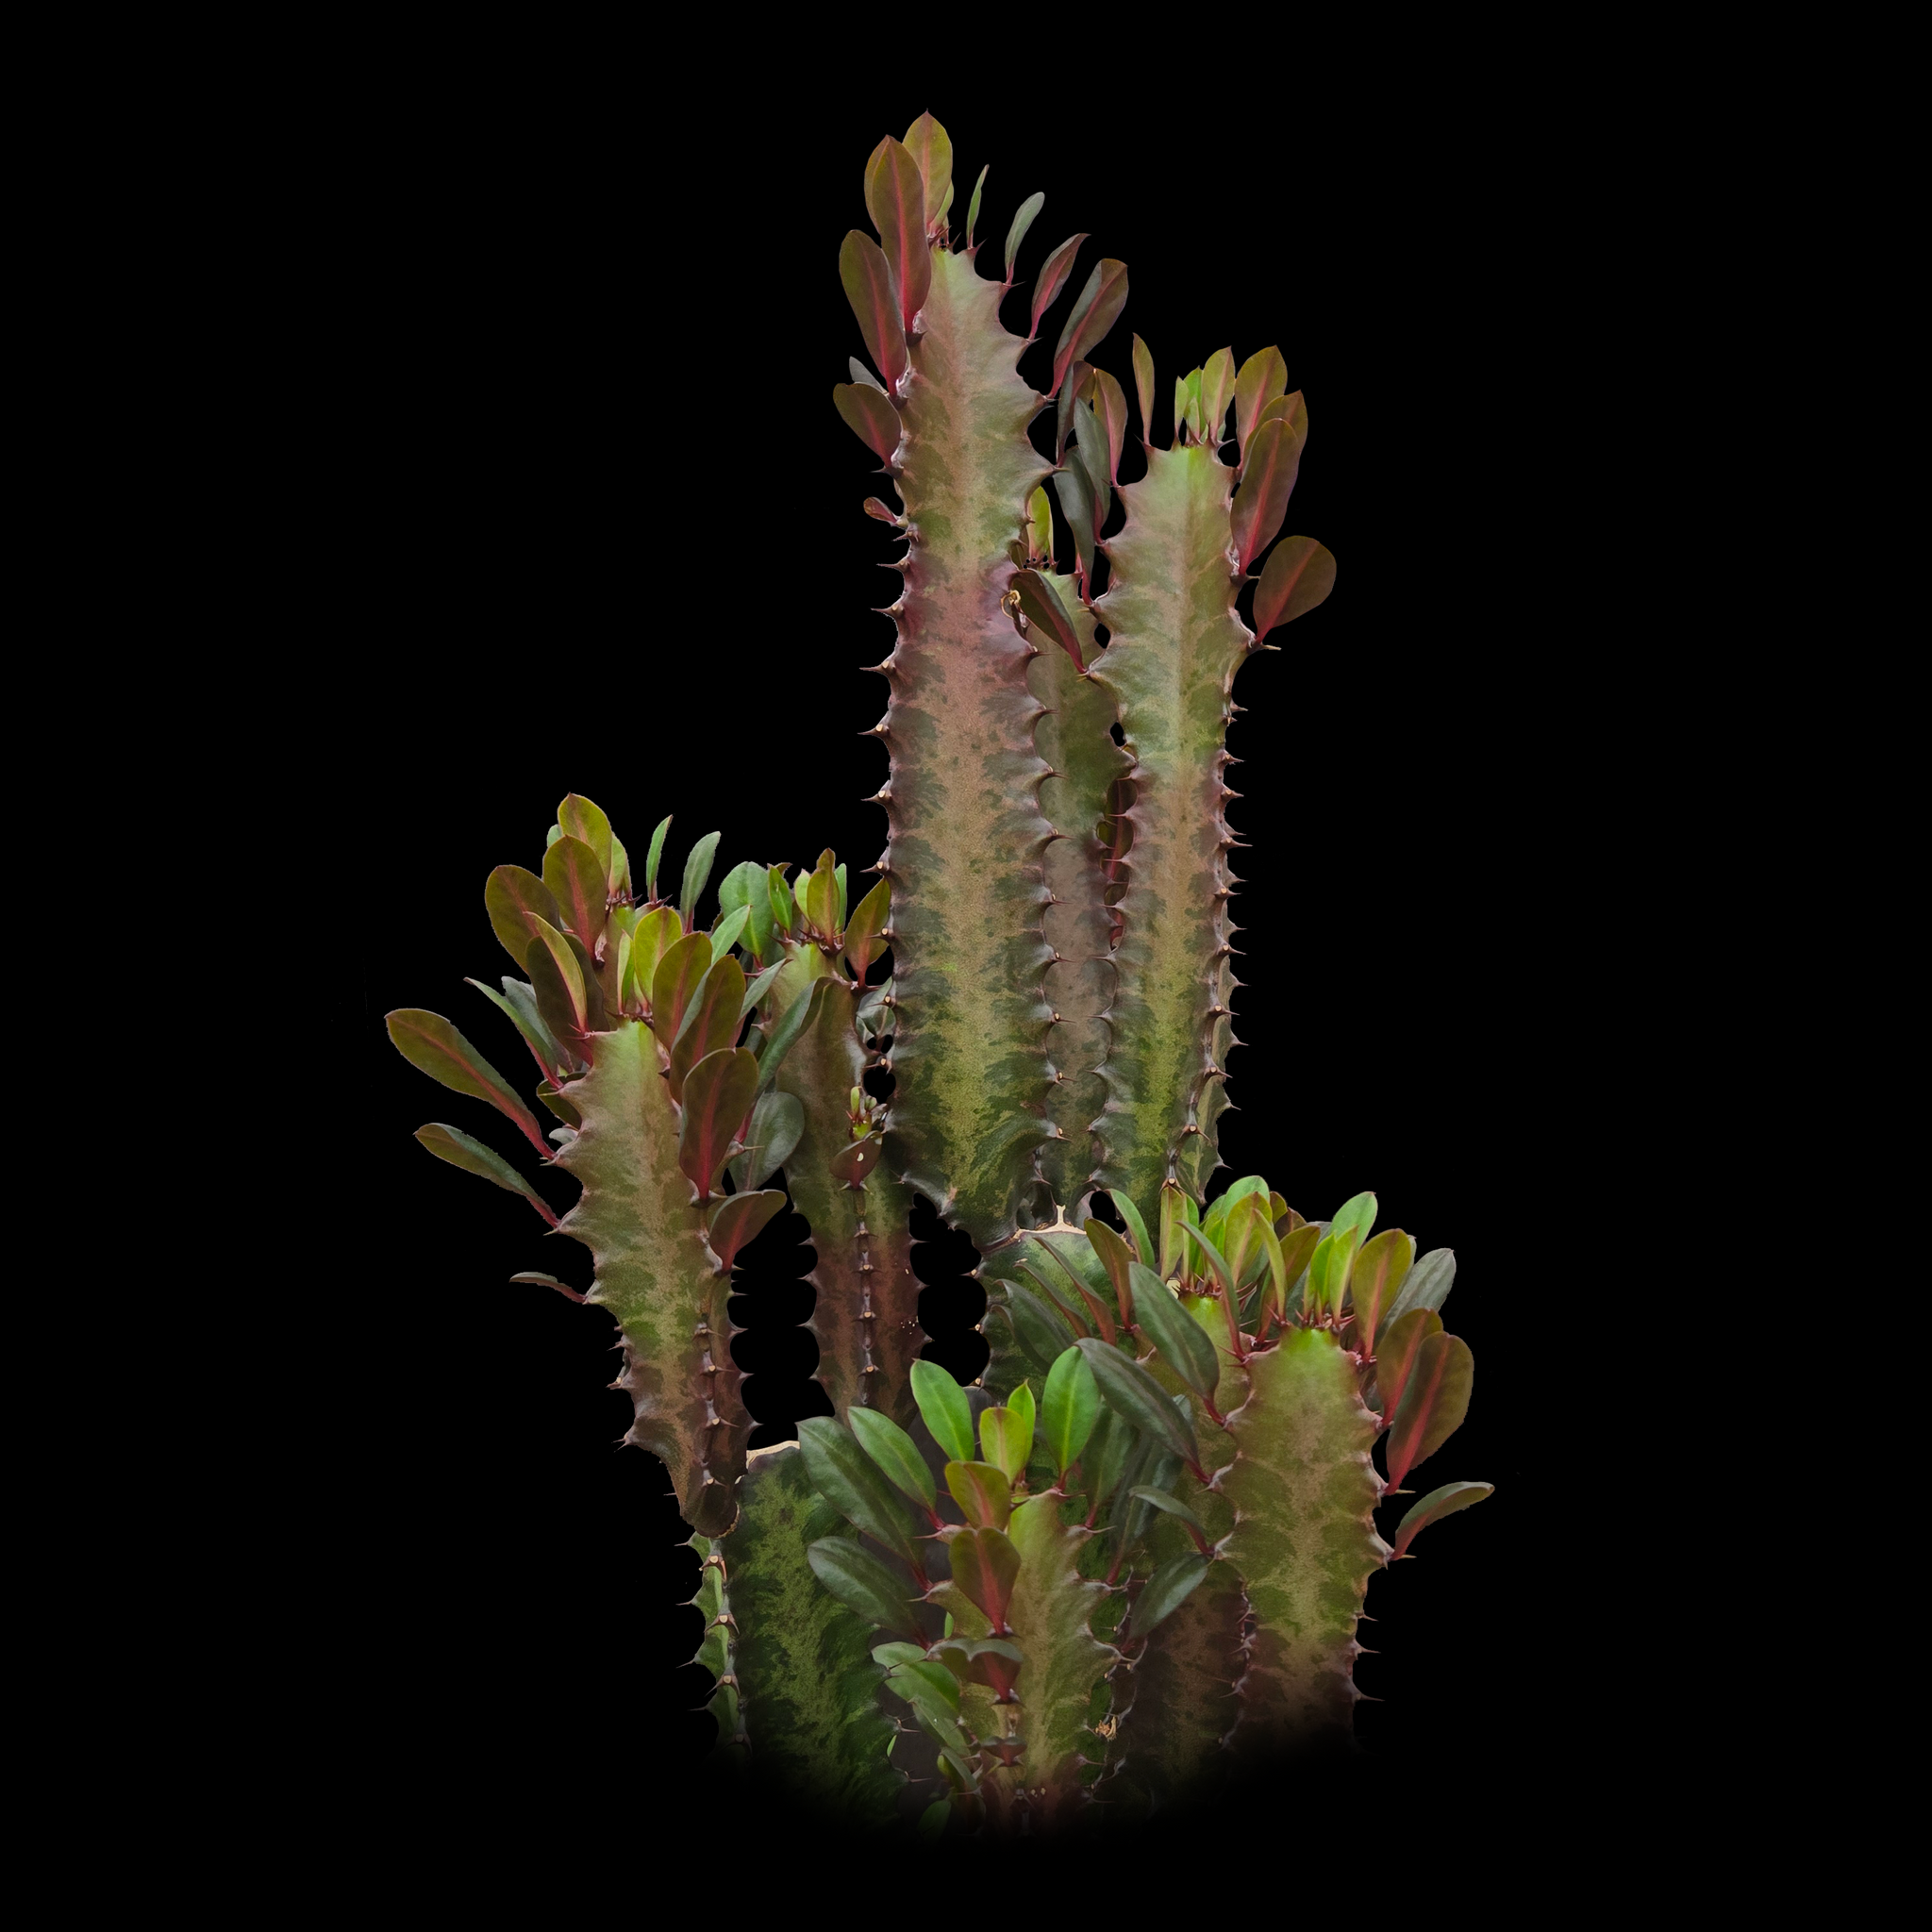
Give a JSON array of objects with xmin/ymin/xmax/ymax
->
[
  {"xmin": 556, "ymin": 794, "xmax": 616, "ymax": 891},
  {"xmin": 650, "ymin": 930, "xmax": 713, "ymax": 1044},
  {"xmin": 1253, "ymin": 389, "xmax": 1307, "ymax": 442},
  {"xmin": 829, "ymin": 1137, "xmax": 884, "ymax": 1189},
  {"xmin": 902, "ymin": 112, "xmax": 953, "ymax": 240},
  {"xmin": 944, "ymin": 1459, "xmax": 1012, "ymax": 1529},
  {"xmin": 1056, "ymin": 359, "xmax": 1091, "ymax": 463},
  {"xmin": 834, "ymin": 382, "xmax": 902, "ymax": 463},
  {"xmin": 863, "ymin": 137, "xmax": 928, "ymax": 331},
  {"xmin": 1199, "ymin": 347, "xmax": 1235, "ymax": 445},
  {"xmin": 509, "ymin": 1271, "xmax": 587, "ymax": 1304},
  {"xmin": 415, "ymin": 1123, "xmax": 559, "ymax": 1225},
  {"xmin": 677, "ymin": 1047, "xmax": 759, "ymax": 1203},
  {"xmin": 1234, "ymin": 346, "xmax": 1289, "ymax": 452},
  {"xmin": 1374, "ymin": 1307, "xmax": 1443, "ymax": 1424},
  {"xmin": 1131, "ymin": 334, "xmax": 1155, "ymax": 445},
  {"xmin": 1090, "ymin": 367, "xmax": 1128, "ymax": 483},
  {"xmin": 1384, "ymin": 1333, "xmax": 1474, "ymax": 1491},
  {"xmin": 1390, "ymin": 1481, "xmax": 1493, "ymax": 1559},
  {"xmin": 843, "ymin": 874, "xmax": 891, "ymax": 979},
  {"xmin": 542, "ymin": 834, "xmax": 608, "ymax": 955},
  {"xmin": 1350, "ymin": 1228, "xmax": 1415, "ymax": 1358},
  {"xmin": 861, "ymin": 496, "xmax": 901, "ymax": 524},
  {"xmin": 524, "ymin": 919, "xmax": 591, "ymax": 1037},
  {"xmin": 1052, "ymin": 258, "xmax": 1128, "ymax": 398},
  {"xmin": 941, "ymin": 1524, "xmax": 1020, "ymax": 1631},
  {"xmin": 386, "ymin": 1009, "xmax": 554, "ymax": 1158},
  {"xmin": 708, "ymin": 1188, "xmax": 786, "ymax": 1270},
  {"xmin": 484, "ymin": 865, "xmax": 564, "ymax": 972},
  {"xmin": 669, "ymin": 954, "xmax": 747, "ymax": 1102},
  {"xmin": 840, "ymin": 230, "xmax": 908, "ymax": 391},
  {"xmin": 1005, "ymin": 190, "xmax": 1044, "ymax": 282},
  {"xmin": 961, "ymin": 162, "xmax": 987, "ymax": 249},
  {"xmin": 1271, "ymin": 1221, "xmax": 1322, "ymax": 1321},
  {"xmin": 1033, "ymin": 1241, "xmax": 1116, "ymax": 1345},
  {"xmin": 1009, "ymin": 568, "xmax": 1085, "ymax": 671},
  {"xmin": 1029, "ymin": 232, "xmax": 1089, "ymax": 340},
  {"xmin": 1083, "ymin": 1219, "xmax": 1136, "ymax": 1323},
  {"xmin": 1251, "ymin": 536, "xmax": 1337, "ymax": 641},
  {"xmin": 1229, "ymin": 414, "xmax": 1304, "ymax": 575}
]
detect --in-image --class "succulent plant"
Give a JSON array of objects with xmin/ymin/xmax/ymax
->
[{"xmin": 386, "ymin": 111, "xmax": 1488, "ymax": 1838}]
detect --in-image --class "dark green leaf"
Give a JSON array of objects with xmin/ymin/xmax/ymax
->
[
  {"xmin": 800, "ymin": 1416, "xmax": 925, "ymax": 1570},
  {"xmin": 1041, "ymin": 1345, "xmax": 1100, "ymax": 1478},
  {"xmin": 1075, "ymin": 1337, "xmax": 1200, "ymax": 1473},
  {"xmin": 849, "ymin": 1407, "xmax": 937, "ymax": 1513},
  {"xmin": 942, "ymin": 1524, "xmax": 1020, "ymax": 1631},
  {"xmin": 386, "ymin": 1008, "xmax": 553, "ymax": 1158},
  {"xmin": 1050, "ymin": 466, "xmax": 1095, "ymax": 591},
  {"xmin": 1391, "ymin": 1481, "xmax": 1493, "ymax": 1559},
  {"xmin": 414, "ymin": 1124, "xmax": 558, "ymax": 1225},
  {"xmin": 1128, "ymin": 1553, "xmax": 1210, "ymax": 1639},
  {"xmin": 1385, "ymin": 1333, "xmax": 1474, "ymax": 1492},
  {"xmin": 910, "ymin": 1359, "xmax": 976, "ymax": 1464},
  {"xmin": 1158, "ymin": 1180, "xmax": 1196, "ymax": 1279},
  {"xmin": 1128, "ymin": 1486, "xmax": 1208, "ymax": 1541},
  {"xmin": 888, "ymin": 1655, "xmax": 961, "ymax": 1722},
  {"xmin": 1005, "ymin": 191, "xmax": 1044, "ymax": 281},
  {"xmin": 755, "ymin": 974, "xmax": 834, "ymax": 1091},
  {"xmin": 1009, "ymin": 567, "xmax": 1087, "ymax": 672},
  {"xmin": 1079, "ymin": 1406, "xmax": 1131, "ymax": 1507},
  {"xmin": 829, "ymin": 1136, "xmax": 883, "ymax": 1189},
  {"xmin": 669, "ymin": 954, "xmax": 747, "ymax": 1101},
  {"xmin": 676, "ymin": 1047, "xmax": 759, "ymax": 1203},
  {"xmin": 644, "ymin": 814, "xmax": 672, "ymax": 902},
  {"xmin": 1028, "ymin": 232, "xmax": 1088, "ymax": 340},
  {"xmin": 1107, "ymin": 1191, "xmax": 1154, "ymax": 1268},
  {"xmin": 1127, "ymin": 1262, "xmax": 1219, "ymax": 1401},
  {"xmin": 1070, "ymin": 396, "xmax": 1111, "ymax": 532},
  {"xmin": 1089, "ymin": 367, "xmax": 1128, "ymax": 482},
  {"xmin": 834, "ymin": 382, "xmax": 901, "ymax": 462},
  {"xmin": 707, "ymin": 1188, "xmax": 785, "ymax": 1270},
  {"xmin": 709, "ymin": 906, "xmax": 750, "ymax": 959},
  {"xmin": 1053, "ymin": 257, "xmax": 1128, "ymax": 397},
  {"xmin": 1176, "ymin": 1221, "xmax": 1236, "ymax": 1297},
  {"xmin": 1388, "ymin": 1248, "xmax": 1456, "ymax": 1323},
  {"xmin": 534, "ymin": 1080, "xmax": 579, "ymax": 1126},
  {"xmin": 523, "ymin": 934, "xmax": 584, "ymax": 1057},
  {"xmin": 1131, "ymin": 334, "xmax": 1155, "ymax": 445},
  {"xmin": 1003, "ymin": 1278, "xmax": 1079, "ymax": 1373},
  {"xmin": 1084, "ymin": 1220, "xmax": 1136, "ymax": 1320},
  {"xmin": 945, "ymin": 1459, "xmax": 1012, "ymax": 1529},
  {"xmin": 484, "ymin": 865, "xmax": 565, "ymax": 973},
  {"xmin": 1250, "ymin": 534, "xmax": 1336, "ymax": 642},
  {"xmin": 726, "ymin": 1088, "xmax": 803, "ymax": 1191},
  {"xmin": 679, "ymin": 831, "xmax": 721, "ymax": 926},
  {"xmin": 1233, "ymin": 346, "xmax": 1289, "ymax": 454},
  {"xmin": 806, "ymin": 1536, "xmax": 919, "ymax": 1638},
  {"xmin": 465, "ymin": 975, "xmax": 561, "ymax": 1081}
]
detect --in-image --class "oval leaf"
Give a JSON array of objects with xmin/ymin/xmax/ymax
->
[
  {"xmin": 726, "ymin": 1088, "xmax": 804, "ymax": 1191},
  {"xmin": 1028, "ymin": 232, "xmax": 1088, "ymax": 340},
  {"xmin": 414, "ymin": 1124, "xmax": 558, "ymax": 1226},
  {"xmin": 942, "ymin": 1524, "xmax": 1020, "ymax": 1631},
  {"xmin": 800, "ymin": 1416, "xmax": 924, "ymax": 1569},
  {"xmin": 841, "ymin": 229, "xmax": 908, "ymax": 391},
  {"xmin": 909, "ymin": 1358, "xmax": 976, "ymax": 1465},
  {"xmin": 1074, "ymin": 1336, "xmax": 1200, "ymax": 1474},
  {"xmin": 484, "ymin": 866, "xmax": 564, "ymax": 973},
  {"xmin": 865, "ymin": 135, "xmax": 929, "ymax": 329},
  {"xmin": 944, "ymin": 1459, "xmax": 1012, "ymax": 1529},
  {"xmin": 1388, "ymin": 1248, "xmax": 1457, "ymax": 1324},
  {"xmin": 806, "ymin": 1536, "xmax": 919, "ymax": 1638},
  {"xmin": 1126, "ymin": 1262, "xmax": 1219, "ymax": 1402},
  {"xmin": 1350, "ymin": 1228, "xmax": 1415, "ymax": 1357},
  {"xmin": 669, "ymin": 954, "xmax": 747, "ymax": 1102},
  {"xmin": 1374, "ymin": 1307, "xmax": 1444, "ymax": 1424},
  {"xmin": 1041, "ymin": 1345, "xmax": 1100, "ymax": 1478},
  {"xmin": 1229, "ymin": 414, "xmax": 1304, "ymax": 575},
  {"xmin": 650, "ymin": 930, "xmax": 713, "ymax": 1044},
  {"xmin": 1391, "ymin": 1480, "xmax": 1493, "ymax": 1560},
  {"xmin": 678, "ymin": 831, "xmax": 721, "ymax": 927},
  {"xmin": 850, "ymin": 1407, "xmax": 937, "ymax": 1513},
  {"xmin": 1128, "ymin": 1485, "xmax": 1208, "ymax": 1541},
  {"xmin": 843, "ymin": 875, "xmax": 891, "ymax": 979},
  {"xmin": 1251, "ymin": 534, "xmax": 1336, "ymax": 642},
  {"xmin": 1052, "ymin": 257, "xmax": 1128, "ymax": 397},
  {"xmin": 706, "ymin": 1188, "xmax": 785, "ymax": 1271},
  {"xmin": 977, "ymin": 1389, "xmax": 1034, "ymax": 1483},
  {"xmin": 1199, "ymin": 347, "xmax": 1235, "ymax": 445},
  {"xmin": 829, "ymin": 1136, "xmax": 884, "ymax": 1190},
  {"xmin": 1385, "ymin": 1333, "xmax": 1474, "ymax": 1491},
  {"xmin": 541, "ymin": 835, "xmax": 608, "ymax": 955},
  {"xmin": 1005, "ymin": 190, "xmax": 1044, "ymax": 281},
  {"xmin": 676, "ymin": 1047, "xmax": 759, "ymax": 1203},
  {"xmin": 1234, "ymin": 346, "xmax": 1289, "ymax": 453},
  {"xmin": 902, "ymin": 112, "xmax": 952, "ymax": 236},
  {"xmin": 834, "ymin": 380, "xmax": 902, "ymax": 463},
  {"xmin": 1127, "ymin": 1553, "xmax": 1210, "ymax": 1639},
  {"xmin": 1002, "ymin": 1278, "xmax": 1079, "ymax": 1374},
  {"xmin": 386, "ymin": 1009, "xmax": 552, "ymax": 1158},
  {"xmin": 1008, "ymin": 567, "xmax": 1085, "ymax": 671}
]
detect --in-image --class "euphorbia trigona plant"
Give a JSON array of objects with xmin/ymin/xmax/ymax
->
[{"xmin": 387, "ymin": 111, "xmax": 1490, "ymax": 1837}]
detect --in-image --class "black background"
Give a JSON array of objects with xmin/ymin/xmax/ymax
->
[{"xmin": 301, "ymin": 84, "xmax": 1603, "ymax": 1864}]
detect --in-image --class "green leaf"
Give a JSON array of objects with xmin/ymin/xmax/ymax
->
[
  {"xmin": 1250, "ymin": 534, "xmax": 1336, "ymax": 641},
  {"xmin": 768, "ymin": 864, "xmax": 797, "ymax": 936},
  {"xmin": 1373, "ymin": 1307, "xmax": 1444, "ymax": 1424},
  {"xmin": 1176, "ymin": 1221, "xmax": 1236, "ymax": 1298},
  {"xmin": 1028, "ymin": 231, "xmax": 1088, "ymax": 339},
  {"xmin": 865, "ymin": 135, "xmax": 929, "ymax": 331},
  {"xmin": 556, "ymin": 793, "xmax": 616, "ymax": 890},
  {"xmin": 1079, "ymin": 1405, "xmax": 1131, "ymax": 1508},
  {"xmin": 484, "ymin": 865, "xmax": 564, "ymax": 973},
  {"xmin": 887, "ymin": 1656, "xmax": 963, "ymax": 1728},
  {"xmin": 1126, "ymin": 1262, "xmax": 1219, "ymax": 1402},
  {"xmin": 806, "ymin": 1535, "xmax": 920, "ymax": 1639},
  {"xmin": 726, "ymin": 1089, "xmax": 803, "ymax": 1191},
  {"xmin": 799, "ymin": 1416, "xmax": 925, "ymax": 1570},
  {"xmin": 1131, "ymin": 334, "xmax": 1155, "ymax": 444},
  {"xmin": 1391, "ymin": 1481, "xmax": 1493, "ymax": 1559},
  {"xmin": 1041, "ymin": 1346, "xmax": 1100, "ymax": 1478},
  {"xmin": 902, "ymin": 111, "xmax": 952, "ymax": 234},
  {"xmin": 1233, "ymin": 345, "xmax": 1288, "ymax": 453},
  {"xmin": 707, "ymin": 1189, "xmax": 785, "ymax": 1271},
  {"xmin": 1228, "ymin": 413, "xmax": 1305, "ymax": 575},
  {"xmin": 962, "ymin": 162, "xmax": 988, "ymax": 248},
  {"xmin": 945, "ymin": 1459, "xmax": 1012, "ymax": 1529},
  {"xmin": 977, "ymin": 1395, "xmax": 1033, "ymax": 1485},
  {"xmin": 465, "ymin": 975, "xmax": 562, "ymax": 1081},
  {"xmin": 1070, "ymin": 396, "xmax": 1111, "ymax": 531},
  {"xmin": 1158, "ymin": 1181, "xmax": 1195, "ymax": 1279},
  {"xmin": 679, "ymin": 831, "xmax": 722, "ymax": 926},
  {"xmin": 942, "ymin": 1524, "xmax": 1020, "ymax": 1631},
  {"xmin": 1349, "ymin": 1228, "xmax": 1415, "ymax": 1357},
  {"xmin": 1387, "ymin": 1248, "xmax": 1456, "ymax": 1324},
  {"xmin": 1306, "ymin": 1226, "xmax": 1360, "ymax": 1324},
  {"xmin": 1253, "ymin": 388, "xmax": 1307, "ymax": 441},
  {"xmin": 643, "ymin": 814, "xmax": 671, "ymax": 902},
  {"xmin": 414, "ymin": 1124, "xmax": 558, "ymax": 1225},
  {"xmin": 386, "ymin": 1008, "xmax": 553, "ymax": 1158},
  {"xmin": 1005, "ymin": 191, "xmax": 1044, "ymax": 281},
  {"xmin": 1128, "ymin": 1553, "xmax": 1210, "ymax": 1639},
  {"xmin": 1002, "ymin": 1279, "xmax": 1079, "ymax": 1374},
  {"xmin": 535, "ymin": 1079, "xmax": 580, "ymax": 1127},
  {"xmin": 1129, "ymin": 1486, "xmax": 1208, "ymax": 1542},
  {"xmin": 847, "ymin": 1408, "xmax": 935, "ymax": 1514},
  {"xmin": 802, "ymin": 850, "xmax": 840, "ymax": 938},
  {"xmin": 1331, "ymin": 1191, "xmax": 1377, "ymax": 1246},
  {"xmin": 676, "ymin": 1047, "xmax": 758, "ymax": 1203},
  {"xmin": 910, "ymin": 1359, "xmax": 976, "ymax": 1464},
  {"xmin": 1108, "ymin": 1192, "xmax": 1154, "ymax": 1268},
  {"xmin": 508, "ymin": 1271, "xmax": 584, "ymax": 1302},
  {"xmin": 835, "ymin": 382, "xmax": 901, "ymax": 462},
  {"xmin": 1198, "ymin": 347, "xmax": 1235, "ymax": 444},
  {"xmin": 669, "ymin": 955, "xmax": 747, "ymax": 1102},
  {"xmin": 841, "ymin": 228, "xmax": 908, "ymax": 391},
  {"xmin": 1074, "ymin": 1337, "xmax": 1199, "ymax": 1474},
  {"xmin": 843, "ymin": 875, "xmax": 891, "ymax": 979},
  {"xmin": 755, "ymin": 974, "xmax": 834, "ymax": 1091},
  {"xmin": 1385, "ymin": 1333, "xmax": 1474, "ymax": 1491},
  {"xmin": 1052, "ymin": 257, "xmax": 1128, "ymax": 398},
  {"xmin": 1268, "ymin": 1221, "xmax": 1322, "ymax": 1323},
  {"xmin": 650, "ymin": 931, "xmax": 713, "ymax": 1046},
  {"xmin": 542, "ymin": 834, "xmax": 608, "ymax": 956},
  {"xmin": 709, "ymin": 905, "xmax": 750, "ymax": 959},
  {"xmin": 628, "ymin": 907, "xmax": 683, "ymax": 1003},
  {"xmin": 1090, "ymin": 367, "xmax": 1128, "ymax": 482}
]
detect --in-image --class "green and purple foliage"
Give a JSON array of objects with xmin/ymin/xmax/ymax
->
[{"xmin": 387, "ymin": 111, "xmax": 1487, "ymax": 1838}]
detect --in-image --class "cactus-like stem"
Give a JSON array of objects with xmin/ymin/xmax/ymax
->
[
  {"xmin": 555, "ymin": 1020, "xmax": 749, "ymax": 1535},
  {"xmin": 777, "ymin": 980, "xmax": 920, "ymax": 1426},
  {"xmin": 1091, "ymin": 442, "xmax": 1251, "ymax": 1220},
  {"xmin": 690, "ymin": 1533, "xmax": 750, "ymax": 1759},
  {"xmin": 874, "ymin": 243, "xmax": 1058, "ymax": 1249}
]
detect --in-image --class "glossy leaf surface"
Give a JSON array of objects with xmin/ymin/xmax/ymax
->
[
  {"xmin": 725, "ymin": 1088, "xmax": 803, "ymax": 1192},
  {"xmin": 1029, "ymin": 232, "xmax": 1088, "ymax": 339},
  {"xmin": 651, "ymin": 932, "xmax": 713, "ymax": 1050},
  {"xmin": 485, "ymin": 865, "xmax": 564, "ymax": 972},
  {"xmin": 668, "ymin": 955, "xmax": 747, "ymax": 1101},
  {"xmin": 945, "ymin": 1459, "xmax": 1013, "ymax": 1529},
  {"xmin": 806, "ymin": 1535, "xmax": 921, "ymax": 1639},
  {"xmin": 1041, "ymin": 1345, "xmax": 1100, "ymax": 1477},
  {"xmin": 911, "ymin": 1359, "xmax": 976, "ymax": 1465},
  {"xmin": 1129, "ymin": 1552, "xmax": 1211, "ymax": 1638},
  {"xmin": 1052, "ymin": 258, "xmax": 1128, "ymax": 397},
  {"xmin": 835, "ymin": 382, "xmax": 901, "ymax": 462},
  {"xmin": 841, "ymin": 229, "xmax": 908, "ymax": 390},
  {"xmin": 1387, "ymin": 1248, "xmax": 1456, "ymax": 1324},
  {"xmin": 849, "ymin": 1407, "xmax": 936, "ymax": 1512},
  {"xmin": 1228, "ymin": 414, "xmax": 1304, "ymax": 575},
  {"xmin": 1350, "ymin": 1228, "xmax": 1415, "ymax": 1357},
  {"xmin": 1384, "ymin": 1333, "xmax": 1474, "ymax": 1491},
  {"xmin": 1075, "ymin": 1337, "xmax": 1199, "ymax": 1472},
  {"xmin": 679, "ymin": 831, "xmax": 722, "ymax": 926},
  {"xmin": 542, "ymin": 834, "xmax": 608, "ymax": 955},
  {"xmin": 386, "ymin": 1009, "xmax": 553, "ymax": 1158},
  {"xmin": 1391, "ymin": 1480, "xmax": 1493, "ymax": 1558},
  {"xmin": 414, "ymin": 1123, "xmax": 558, "ymax": 1225},
  {"xmin": 1250, "ymin": 535, "xmax": 1336, "ymax": 640},
  {"xmin": 800, "ymin": 1415, "xmax": 926, "ymax": 1571},
  {"xmin": 1131, "ymin": 334, "xmax": 1155, "ymax": 443},
  {"xmin": 1005, "ymin": 190, "xmax": 1044, "ymax": 280},
  {"xmin": 676, "ymin": 1047, "xmax": 758, "ymax": 1202},
  {"xmin": 1373, "ymin": 1307, "xmax": 1444, "ymax": 1424},
  {"xmin": 707, "ymin": 1189, "xmax": 785, "ymax": 1271},
  {"xmin": 1127, "ymin": 1261, "xmax": 1218, "ymax": 1401}
]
